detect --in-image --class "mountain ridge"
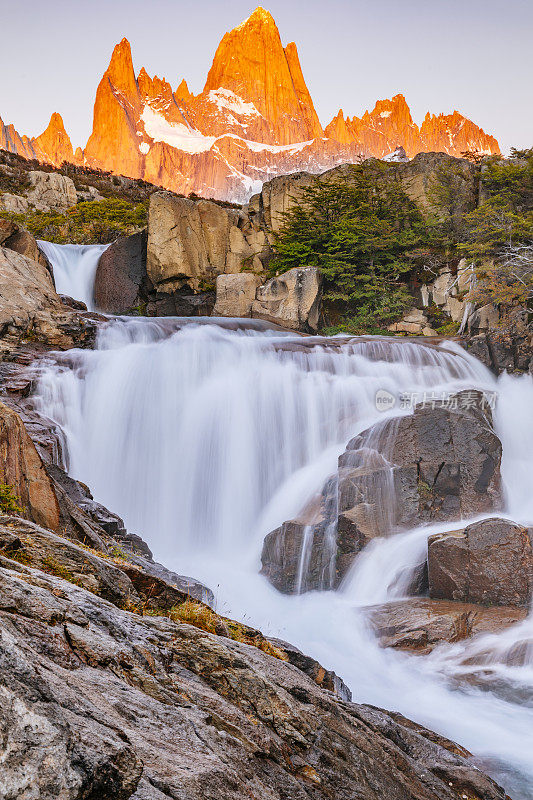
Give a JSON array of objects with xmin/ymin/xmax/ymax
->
[{"xmin": 0, "ymin": 7, "xmax": 500, "ymax": 201}]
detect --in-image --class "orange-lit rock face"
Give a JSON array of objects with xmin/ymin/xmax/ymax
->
[
  {"xmin": 2, "ymin": 8, "xmax": 501, "ymax": 202},
  {"xmin": 32, "ymin": 113, "xmax": 75, "ymax": 166}
]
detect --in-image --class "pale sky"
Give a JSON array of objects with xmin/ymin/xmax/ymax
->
[{"xmin": 2, "ymin": 0, "xmax": 531, "ymax": 155}]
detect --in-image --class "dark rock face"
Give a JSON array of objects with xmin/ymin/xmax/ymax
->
[
  {"xmin": 146, "ymin": 288, "xmax": 215, "ymax": 317},
  {"xmin": 261, "ymin": 479, "xmax": 337, "ymax": 594},
  {"xmin": 428, "ymin": 518, "xmax": 533, "ymax": 607},
  {"xmin": 336, "ymin": 390, "xmax": 503, "ymax": 578},
  {"xmin": 262, "ymin": 391, "xmax": 503, "ymax": 595},
  {"xmin": 464, "ymin": 330, "xmax": 533, "ymax": 375},
  {"xmin": 0, "ymin": 553, "xmax": 509, "ymax": 800},
  {"xmin": 94, "ymin": 230, "xmax": 148, "ymax": 314},
  {"xmin": 368, "ymin": 598, "xmax": 527, "ymax": 653}
]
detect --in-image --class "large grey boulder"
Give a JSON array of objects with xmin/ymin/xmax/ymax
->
[
  {"xmin": 252, "ymin": 267, "xmax": 323, "ymax": 331},
  {"xmin": 428, "ymin": 518, "xmax": 533, "ymax": 607}
]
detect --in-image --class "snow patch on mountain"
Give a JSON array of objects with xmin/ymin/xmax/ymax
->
[
  {"xmin": 141, "ymin": 106, "xmax": 216, "ymax": 154},
  {"xmin": 208, "ymin": 88, "xmax": 262, "ymax": 118}
]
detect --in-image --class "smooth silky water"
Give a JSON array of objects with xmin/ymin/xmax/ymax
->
[{"xmin": 33, "ymin": 242, "xmax": 533, "ymax": 798}]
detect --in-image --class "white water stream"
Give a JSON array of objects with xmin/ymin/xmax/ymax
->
[
  {"xmin": 37, "ymin": 240, "xmax": 108, "ymax": 310},
  {"xmin": 32, "ymin": 243, "xmax": 533, "ymax": 798}
]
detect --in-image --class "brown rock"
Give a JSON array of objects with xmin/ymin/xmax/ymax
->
[
  {"xmin": 368, "ymin": 597, "xmax": 527, "ymax": 653},
  {"xmin": 428, "ymin": 517, "xmax": 533, "ymax": 607},
  {"xmin": 0, "ymin": 402, "xmax": 60, "ymax": 531}
]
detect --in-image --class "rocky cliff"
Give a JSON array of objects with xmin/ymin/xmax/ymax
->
[{"xmin": 1, "ymin": 7, "xmax": 500, "ymax": 202}]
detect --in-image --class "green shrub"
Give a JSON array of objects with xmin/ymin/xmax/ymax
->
[{"xmin": 0, "ymin": 484, "xmax": 23, "ymax": 515}]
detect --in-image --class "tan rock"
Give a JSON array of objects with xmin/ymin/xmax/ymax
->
[
  {"xmin": 213, "ymin": 273, "xmax": 261, "ymax": 318},
  {"xmin": 0, "ymin": 193, "xmax": 29, "ymax": 213},
  {"xmin": 26, "ymin": 170, "xmax": 77, "ymax": 211},
  {"xmin": 0, "ymin": 246, "xmax": 59, "ymax": 332},
  {"xmin": 0, "ymin": 402, "xmax": 60, "ymax": 531},
  {"xmin": 252, "ymin": 267, "xmax": 322, "ymax": 331},
  {"xmin": 147, "ymin": 191, "xmax": 262, "ymax": 292}
]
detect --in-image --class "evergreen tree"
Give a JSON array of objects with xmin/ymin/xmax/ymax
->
[{"xmin": 271, "ymin": 163, "xmax": 431, "ymax": 333}]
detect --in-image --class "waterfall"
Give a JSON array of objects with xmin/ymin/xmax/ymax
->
[
  {"xmin": 37, "ymin": 240, "xmax": 109, "ymax": 310},
  {"xmin": 32, "ymin": 315, "xmax": 533, "ymax": 798}
]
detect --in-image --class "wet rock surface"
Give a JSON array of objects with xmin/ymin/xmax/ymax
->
[
  {"xmin": 368, "ymin": 598, "xmax": 527, "ymax": 654},
  {"xmin": 428, "ymin": 518, "xmax": 533, "ymax": 607},
  {"xmin": 0, "ymin": 552, "xmax": 509, "ymax": 800},
  {"xmin": 263, "ymin": 390, "xmax": 503, "ymax": 594}
]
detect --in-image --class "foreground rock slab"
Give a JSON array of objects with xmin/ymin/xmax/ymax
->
[{"xmin": 0, "ymin": 557, "xmax": 509, "ymax": 800}]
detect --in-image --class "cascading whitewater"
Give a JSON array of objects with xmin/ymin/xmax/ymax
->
[
  {"xmin": 37, "ymin": 240, "xmax": 108, "ymax": 310},
  {"xmin": 33, "ymin": 315, "xmax": 533, "ymax": 798}
]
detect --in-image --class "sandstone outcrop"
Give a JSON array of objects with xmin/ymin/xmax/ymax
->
[
  {"xmin": 252, "ymin": 267, "xmax": 322, "ymax": 331},
  {"xmin": 368, "ymin": 598, "xmax": 527, "ymax": 654},
  {"xmin": 428, "ymin": 518, "xmax": 533, "ymax": 607}
]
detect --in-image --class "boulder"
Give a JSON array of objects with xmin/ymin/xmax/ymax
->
[
  {"xmin": 388, "ymin": 308, "xmax": 437, "ymax": 336},
  {"xmin": 26, "ymin": 170, "xmax": 78, "ymax": 211},
  {"xmin": 368, "ymin": 598, "xmax": 527, "ymax": 654},
  {"xmin": 0, "ymin": 246, "xmax": 59, "ymax": 334},
  {"xmin": 2, "ymin": 225, "xmax": 52, "ymax": 273},
  {"xmin": 263, "ymin": 390, "xmax": 503, "ymax": 594},
  {"xmin": 94, "ymin": 230, "xmax": 148, "ymax": 313},
  {"xmin": 147, "ymin": 191, "xmax": 255, "ymax": 292},
  {"xmin": 428, "ymin": 517, "xmax": 533, "ymax": 607},
  {"xmin": 0, "ymin": 246, "xmax": 96, "ymax": 350},
  {"xmin": 0, "ymin": 401, "xmax": 60, "ymax": 531},
  {"xmin": 261, "ymin": 479, "xmax": 338, "ymax": 593},
  {"xmin": 0, "ymin": 549, "xmax": 508, "ymax": 800},
  {"xmin": 339, "ymin": 390, "xmax": 502, "ymax": 547},
  {"xmin": 212, "ymin": 272, "xmax": 262, "ymax": 317},
  {"xmin": 252, "ymin": 267, "xmax": 323, "ymax": 331},
  {"xmin": 0, "ymin": 192, "xmax": 29, "ymax": 213}
]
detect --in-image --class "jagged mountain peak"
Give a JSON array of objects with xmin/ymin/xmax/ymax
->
[
  {"xmin": 1, "ymin": 10, "xmax": 501, "ymax": 202},
  {"xmin": 236, "ymin": 6, "xmax": 277, "ymax": 29},
  {"xmin": 105, "ymin": 37, "xmax": 138, "ymax": 100}
]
